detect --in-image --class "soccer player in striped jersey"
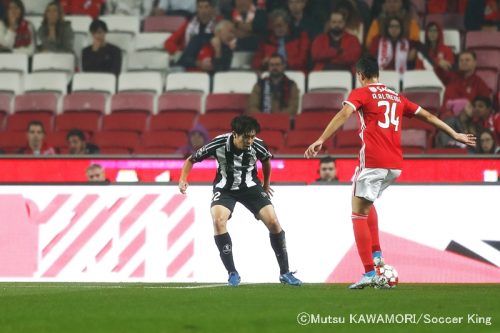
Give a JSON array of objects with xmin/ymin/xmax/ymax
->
[
  {"xmin": 179, "ymin": 115, "xmax": 302, "ymax": 286},
  {"xmin": 305, "ymin": 56, "xmax": 476, "ymax": 289}
]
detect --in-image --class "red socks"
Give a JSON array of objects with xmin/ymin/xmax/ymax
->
[
  {"xmin": 352, "ymin": 213, "xmax": 373, "ymax": 273},
  {"xmin": 368, "ymin": 206, "xmax": 381, "ymax": 253}
]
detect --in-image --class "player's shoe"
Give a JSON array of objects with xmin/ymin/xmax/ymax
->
[
  {"xmin": 348, "ymin": 271, "xmax": 377, "ymax": 289},
  {"xmin": 373, "ymin": 251, "xmax": 385, "ymax": 268},
  {"xmin": 228, "ymin": 271, "xmax": 241, "ymax": 287},
  {"xmin": 279, "ymin": 271, "xmax": 302, "ymax": 286}
]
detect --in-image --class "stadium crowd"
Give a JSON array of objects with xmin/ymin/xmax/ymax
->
[{"xmin": 0, "ymin": 0, "xmax": 499, "ymax": 156}]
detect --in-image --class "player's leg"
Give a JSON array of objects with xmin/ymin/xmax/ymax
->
[
  {"xmin": 210, "ymin": 191, "xmax": 239, "ymax": 286},
  {"xmin": 258, "ymin": 205, "xmax": 302, "ymax": 286},
  {"xmin": 368, "ymin": 205, "xmax": 384, "ymax": 267}
]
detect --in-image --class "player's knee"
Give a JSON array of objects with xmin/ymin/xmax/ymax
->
[
  {"xmin": 212, "ymin": 216, "xmax": 228, "ymax": 230},
  {"xmin": 266, "ymin": 217, "xmax": 281, "ymax": 233}
]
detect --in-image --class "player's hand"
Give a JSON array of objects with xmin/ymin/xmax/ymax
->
[
  {"xmin": 304, "ymin": 140, "xmax": 323, "ymax": 158},
  {"xmin": 453, "ymin": 133, "xmax": 476, "ymax": 147},
  {"xmin": 263, "ymin": 183, "xmax": 274, "ymax": 197},
  {"xmin": 179, "ymin": 180, "xmax": 189, "ymax": 194}
]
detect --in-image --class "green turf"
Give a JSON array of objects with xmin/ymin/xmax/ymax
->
[{"xmin": 0, "ymin": 283, "xmax": 498, "ymax": 333}]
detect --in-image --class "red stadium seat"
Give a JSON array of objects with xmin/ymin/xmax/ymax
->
[
  {"xmin": 0, "ymin": 131, "xmax": 26, "ymax": 153},
  {"xmin": 135, "ymin": 146, "xmax": 177, "ymax": 154},
  {"xmin": 45, "ymin": 131, "xmax": 69, "ymax": 152},
  {"xmin": 425, "ymin": 13, "xmax": 464, "ymax": 30},
  {"xmin": 302, "ymin": 92, "xmax": 344, "ymax": 112},
  {"xmin": 465, "ymin": 31, "xmax": 500, "ymax": 50},
  {"xmin": 93, "ymin": 131, "xmax": 140, "ymax": 154},
  {"xmin": 286, "ymin": 129, "xmax": 327, "ymax": 150},
  {"xmin": 14, "ymin": 93, "xmax": 58, "ymax": 114},
  {"xmin": 258, "ymin": 130, "xmax": 285, "ymax": 153},
  {"xmin": 111, "ymin": 92, "xmax": 155, "ymax": 115},
  {"xmin": 328, "ymin": 147, "xmax": 360, "ymax": 155},
  {"xmin": 404, "ymin": 117, "xmax": 435, "ymax": 134},
  {"xmin": 150, "ymin": 112, "xmax": 196, "ymax": 132},
  {"xmin": 0, "ymin": 93, "xmax": 12, "ymax": 115},
  {"xmin": 143, "ymin": 15, "xmax": 186, "ymax": 32},
  {"xmin": 99, "ymin": 147, "xmax": 131, "ymax": 154},
  {"xmin": 205, "ymin": 93, "xmax": 249, "ymax": 114},
  {"xmin": 157, "ymin": 92, "xmax": 202, "ymax": 115},
  {"xmin": 63, "ymin": 93, "xmax": 107, "ymax": 114},
  {"xmin": 402, "ymin": 147, "xmax": 424, "ymax": 154},
  {"xmin": 426, "ymin": 147, "xmax": 468, "ymax": 154},
  {"xmin": 6, "ymin": 112, "xmax": 53, "ymax": 132},
  {"xmin": 102, "ymin": 113, "xmax": 149, "ymax": 134},
  {"xmin": 55, "ymin": 112, "xmax": 101, "ymax": 135},
  {"xmin": 476, "ymin": 69, "xmax": 498, "ymax": 93},
  {"xmin": 335, "ymin": 129, "xmax": 361, "ymax": 148},
  {"xmin": 401, "ymin": 129, "xmax": 427, "ymax": 149},
  {"xmin": 251, "ymin": 113, "xmax": 290, "ymax": 133},
  {"xmin": 474, "ymin": 49, "xmax": 500, "ymax": 72},
  {"xmin": 402, "ymin": 91, "xmax": 441, "ymax": 114},
  {"xmin": 295, "ymin": 112, "xmax": 335, "ymax": 130},
  {"xmin": 141, "ymin": 130, "xmax": 187, "ymax": 151},
  {"xmin": 199, "ymin": 112, "xmax": 240, "ymax": 132}
]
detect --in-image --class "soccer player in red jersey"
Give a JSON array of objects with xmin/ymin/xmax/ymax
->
[{"xmin": 305, "ymin": 56, "xmax": 476, "ymax": 289}]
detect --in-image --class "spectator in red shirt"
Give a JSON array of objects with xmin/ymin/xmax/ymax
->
[
  {"xmin": 17, "ymin": 120, "xmax": 56, "ymax": 155},
  {"xmin": 252, "ymin": 9, "xmax": 309, "ymax": 72},
  {"xmin": 436, "ymin": 50, "xmax": 492, "ymax": 114},
  {"xmin": 465, "ymin": 0, "xmax": 500, "ymax": 30},
  {"xmin": 311, "ymin": 10, "xmax": 362, "ymax": 72},
  {"xmin": 59, "ymin": 0, "xmax": 105, "ymax": 19},
  {"xmin": 164, "ymin": 0, "xmax": 218, "ymax": 56},
  {"xmin": 417, "ymin": 22, "xmax": 455, "ymax": 71}
]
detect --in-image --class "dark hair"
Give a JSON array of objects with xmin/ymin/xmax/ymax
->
[
  {"xmin": 231, "ymin": 115, "xmax": 261, "ymax": 135},
  {"xmin": 3, "ymin": 0, "xmax": 25, "ymax": 26},
  {"xmin": 473, "ymin": 96, "xmax": 492, "ymax": 109},
  {"xmin": 27, "ymin": 120, "xmax": 45, "ymax": 132},
  {"xmin": 477, "ymin": 128, "xmax": 498, "ymax": 154},
  {"xmin": 459, "ymin": 49, "xmax": 476, "ymax": 60},
  {"xmin": 383, "ymin": 16, "xmax": 404, "ymax": 39},
  {"xmin": 89, "ymin": 19, "xmax": 108, "ymax": 33},
  {"xmin": 66, "ymin": 128, "xmax": 86, "ymax": 141},
  {"xmin": 356, "ymin": 56, "xmax": 379, "ymax": 79},
  {"xmin": 269, "ymin": 52, "xmax": 285, "ymax": 63},
  {"xmin": 319, "ymin": 156, "xmax": 336, "ymax": 165},
  {"xmin": 41, "ymin": 1, "xmax": 64, "ymax": 29},
  {"xmin": 269, "ymin": 8, "xmax": 291, "ymax": 25}
]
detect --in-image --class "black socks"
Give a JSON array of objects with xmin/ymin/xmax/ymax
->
[
  {"xmin": 214, "ymin": 232, "xmax": 236, "ymax": 273},
  {"xmin": 270, "ymin": 230, "xmax": 289, "ymax": 275}
]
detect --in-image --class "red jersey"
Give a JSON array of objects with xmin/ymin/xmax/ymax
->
[{"xmin": 344, "ymin": 83, "xmax": 420, "ymax": 169}]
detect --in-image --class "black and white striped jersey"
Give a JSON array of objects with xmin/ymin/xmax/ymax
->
[{"xmin": 190, "ymin": 133, "xmax": 273, "ymax": 191}]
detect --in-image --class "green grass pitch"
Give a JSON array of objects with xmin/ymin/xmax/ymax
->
[{"xmin": 0, "ymin": 283, "xmax": 498, "ymax": 333}]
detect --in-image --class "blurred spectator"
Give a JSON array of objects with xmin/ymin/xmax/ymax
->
[
  {"xmin": 252, "ymin": 9, "xmax": 309, "ymax": 72},
  {"xmin": 436, "ymin": 50, "xmax": 492, "ymax": 113},
  {"xmin": 177, "ymin": 124, "xmax": 209, "ymax": 158},
  {"xmin": 67, "ymin": 129, "xmax": 100, "ymax": 155},
  {"xmin": 228, "ymin": 0, "xmax": 267, "ymax": 51},
  {"xmin": 365, "ymin": 0, "xmax": 420, "ymax": 48},
  {"xmin": 164, "ymin": 0, "xmax": 218, "ymax": 56},
  {"xmin": 315, "ymin": 156, "xmax": 338, "ymax": 182},
  {"xmin": 476, "ymin": 129, "xmax": 500, "ymax": 154},
  {"xmin": 465, "ymin": 0, "xmax": 500, "ymax": 31},
  {"xmin": 472, "ymin": 96, "xmax": 500, "ymax": 135},
  {"xmin": 178, "ymin": 20, "xmax": 235, "ymax": 72},
  {"xmin": 248, "ymin": 53, "xmax": 299, "ymax": 115},
  {"xmin": 435, "ymin": 101, "xmax": 479, "ymax": 149},
  {"xmin": 17, "ymin": 120, "xmax": 57, "ymax": 155},
  {"xmin": 416, "ymin": 22, "xmax": 455, "ymax": 71},
  {"xmin": 0, "ymin": 0, "xmax": 35, "ymax": 55},
  {"xmin": 311, "ymin": 10, "xmax": 361, "ymax": 72},
  {"xmin": 287, "ymin": 0, "xmax": 321, "ymax": 39},
  {"xmin": 86, "ymin": 164, "xmax": 108, "ymax": 182},
  {"xmin": 151, "ymin": 0, "xmax": 197, "ymax": 18},
  {"xmin": 37, "ymin": 1, "xmax": 74, "ymax": 53},
  {"xmin": 82, "ymin": 19, "xmax": 122, "ymax": 77},
  {"xmin": 105, "ymin": 0, "xmax": 153, "ymax": 17},
  {"xmin": 331, "ymin": 0, "xmax": 369, "ymax": 43},
  {"xmin": 369, "ymin": 16, "xmax": 417, "ymax": 74},
  {"xmin": 59, "ymin": 0, "xmax": 105, "ymax": 19},
  {"xmin": 427, "ymin": 0, "xmax": 468, "ymax": 14}
]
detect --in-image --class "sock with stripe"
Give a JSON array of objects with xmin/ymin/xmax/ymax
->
[
  {"xmin": 352, "ymin": 213, "xmax": 373, "ymax": 273},
  {"xmin": 269, "ymin": 230, "xmax": 289, "ymax": 275},
  {"xmin": 367, "ymin": 205, "xmax": 382, "ymax": 253},
  {"xmin": 214, "ymin": 232, "xmax": 236, "ymax": 273}
]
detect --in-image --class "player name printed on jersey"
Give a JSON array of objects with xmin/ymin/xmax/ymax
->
[{"xmin": 368, "ymin": 86, "xmax": 401, "ymax": 102}]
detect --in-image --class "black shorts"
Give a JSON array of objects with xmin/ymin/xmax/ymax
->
[{"xmin": 210, "ymin": 185, "xmax": 273, "ymax": 220}]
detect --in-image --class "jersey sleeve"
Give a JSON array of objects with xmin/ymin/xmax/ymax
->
[
  {"xmin": 253, "ymin": 138, "xmax": 273, "ymax": 161},
  {"xmin": 343, "ymin": 88, "xmax": 364, "ymax": 111},
  {"xmin": 190, "ymin": 137, "xmax": 225, "ymax": 163},
  {"xmin": 402, "ymin": 95, "xmax": 421, "ymax": 117}
]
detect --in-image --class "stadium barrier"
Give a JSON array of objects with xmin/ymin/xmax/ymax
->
[{"xmin": 0, "ymin": 185, "xmax": 499, "ymax": 283}]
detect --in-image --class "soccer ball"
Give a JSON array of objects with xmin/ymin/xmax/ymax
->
[{"xmin": 375, "ymin": 265, "xmax": 399, "ymax": 288}]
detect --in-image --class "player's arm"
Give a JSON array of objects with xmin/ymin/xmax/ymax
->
[
  {"xmin": 261, "ymin": 158, "xmax": 274, "ymax": 197},
  {"xmin": 415, "ymin": 108, "xmax": 476, "ymax": 147},
  {"xmin": 178, "ymin": 157, "xmax": 194, "ymax": 194},
  {"xmin": 305, "ymin": 103, "xmax": 355, "ymax": 158}
]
